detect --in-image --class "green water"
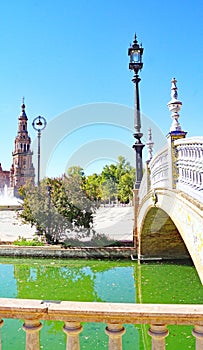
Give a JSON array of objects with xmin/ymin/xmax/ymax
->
[{"xmin": 0, "ymin": 258, "xmax": 202, "ymax": 349}]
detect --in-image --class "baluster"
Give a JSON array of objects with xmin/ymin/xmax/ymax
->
[
  {"xmin": 63, "ymin": 321, "xmax": 83, "ymax": 350},
  {"xmin": 105, "ymin": 323, "xmax": 126, "ymax": 350},
  {"xmin": 148, "ymin": 324, "xmax": 169, "ymax": 350},
  {"xmin": 22, "ymin": 319, "xmax": 42, "ymax": 350},
  {"xmin": 0, "ymin": 319, "xmax": 4, "ymax": 350},
  {"xmin": 192, "ymin": 325, "xmax": 203, "ymax": 349}
]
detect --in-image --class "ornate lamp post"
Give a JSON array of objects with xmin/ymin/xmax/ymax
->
[
  {"xmin": 128, "ymin": 34, "xmax": 145, "ymax": 189},
  {"xmin": 32, "ymin": 116, "xmax": 47, "ymax": 186}
]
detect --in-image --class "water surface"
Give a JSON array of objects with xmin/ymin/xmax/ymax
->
[{"xmin": 0, "ymin": 258, "xmax": 202, "ymax": 349}]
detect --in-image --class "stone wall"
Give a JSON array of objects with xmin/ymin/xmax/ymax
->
[{"xmin": 0, "ymin": 246, "xmax": 136, "ymax": 259}]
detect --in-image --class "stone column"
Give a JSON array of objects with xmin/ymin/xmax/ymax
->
[
  {"xmin": 22, "ymin": 319, "xmax": 42, "ymax": 350},
  {"xmin": 63, "ymin": 321, "xmax": 83, "ymax": 350},
  {"xmin": 105, "ymin": 323, "xmax": 126, "ymax": 350},
  {"xmin": 167, "ymin": 78, "xmax": 187, "ymax": 189},
  {"xmin": 148, "ymin": 324, "xmax": 169, "ymax": 350},
  {"xmin": 192, "ymin": 325, "xmax": 203, "ymax": 349}
]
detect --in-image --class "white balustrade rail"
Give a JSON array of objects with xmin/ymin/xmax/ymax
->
[
  {"xmin": 148, "ymin": 147, "xmax": 169, "ymax": 190},
  {"xmin": 139, "ymin": 147, "xmax": 169, "ymax": 203},
  {"xmin": 139, "ymin": 137, "xmax": 203, "ymax": 204},
  {"xmin": 175, "ymin": 137, "xmax": 203, "ymax": 202},
  {"xmin": 0, "ymin": 298, "xmax": 202, "ymax": 349}
]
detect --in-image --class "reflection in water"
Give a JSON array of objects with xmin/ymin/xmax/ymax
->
[
  {"xmin": 0, "ymin": 258, "xmax": 202, "ymax": 349},
  {"xmin": 136, "ymin": 260, "xmax": 203, "ymax": 350},
  {"xmin": 1, "ymin": 259, "xmax": 138, "ymax": 349}
]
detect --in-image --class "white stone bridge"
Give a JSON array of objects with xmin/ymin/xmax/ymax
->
[{"xmin": 136, "ymin": 79, "xmax": 203, "ymax": 283}]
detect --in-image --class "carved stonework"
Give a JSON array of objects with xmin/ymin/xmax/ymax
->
[{"xmin": 167, "ymin": 78, "xmax": 183, "ymax": 132}]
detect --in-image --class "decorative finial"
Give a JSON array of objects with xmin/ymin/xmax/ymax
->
[
  {"xmin": 132, "ymin": 33, "xmax": 139, "ymax": 49},
  {"xmin": 146, "ymin": 128, "xmax": 154, "ymax": 161},
  {"xmin": 167, "ymin": 78, "xmax": 182, "ymax": 132},
  {"xmin": 20, "ymin": 96, "xmax": 27, "ymax": 118},
  {"xmin": 21, "ymin": 97, "xmax": 25, "ymax": 110}
]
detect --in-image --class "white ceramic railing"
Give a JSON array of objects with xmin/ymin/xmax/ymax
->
[
  {"xmin": 139, "ymin": 137, "xmax": 203, "ymax": 204},
  {"xmin": 0, "ymin": 298, "xmax": 203, "ymax": 349},
  {"xmin": 175, "ymin": 137, "xmax": 203, "ymax": 202},
  {"xmin": 139, "ymin": 147, "xmax": 169, "ymax": 203},
  {"xmin": 147, "ymin": 147, "xmax": 169, "ymax": 190}
]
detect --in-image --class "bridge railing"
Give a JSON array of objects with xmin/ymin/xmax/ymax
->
[
  {"xmin": 139, "ymin": 136, "xmax": 203, "ymax": 204},
  {"xmin": 148, "ymin": 146, "xmax": 169, "ymax": 189},
  {"xmin": 139, "ymin": 146, "xmax": 169, "ymax": 202},
  {"xmin": 175, "ymin": 137, "xmax": 203, "ymax": 203},
  {"xmin": 0, "ymin": 298, "xmax": 203, "ymax": 350}
]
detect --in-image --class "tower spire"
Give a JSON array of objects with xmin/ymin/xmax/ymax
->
[
  {"xmin": 10, "ymin": 100, "xmax": 35, "ymax": 192},
  {"xmin": 20, "ymin": 97, "xmax": 27, "ymax": 120}
]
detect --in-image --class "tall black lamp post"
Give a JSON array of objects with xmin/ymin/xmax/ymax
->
[
  {"xmin": 32, "ymin": 116, "xmax": 47, "ymax": 186},
  {"xmin": 128, "ymin": 34, "xmax": 145, "ymax": 189}
]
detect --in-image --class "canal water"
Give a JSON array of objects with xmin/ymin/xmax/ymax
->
[{"xmin": 0, "ymin": 257, "xmax": 202, "ymax": 349}]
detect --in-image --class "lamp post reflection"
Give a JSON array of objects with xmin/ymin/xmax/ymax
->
[{"xmin": 46, "ymin": 185, "xmax": 52, "ymax": 244}]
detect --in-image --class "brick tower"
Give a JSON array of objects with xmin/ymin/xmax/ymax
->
[{"xmin": 10, "ymin": 99, "xmax": 35, "ymax": 194}]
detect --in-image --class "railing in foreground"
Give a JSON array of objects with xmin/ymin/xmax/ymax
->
[{"xmin": 0, "ymin": 299, "xmax": 202, "ymax": 349}]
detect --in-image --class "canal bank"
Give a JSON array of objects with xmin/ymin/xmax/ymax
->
[
  {"xmin": 0, "ymin": 245, "xmax": 194, "ymax": 261},
  {"xmin": 0, "ymin": 245, "xmax": 136, "ymax": 259}
]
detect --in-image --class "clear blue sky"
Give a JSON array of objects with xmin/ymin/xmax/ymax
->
[{"xmin": 0, "ymin": 0, "xmax": 203, "ymax": 177}]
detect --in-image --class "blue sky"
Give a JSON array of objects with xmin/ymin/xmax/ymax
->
[{"xmin": 0, "ymin": 0, "xmax": 203, "ymax": 177}]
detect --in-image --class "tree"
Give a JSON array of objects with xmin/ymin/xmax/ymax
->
[
  {"xmin": 99, "ymin": 157, "xmax": 135, "ymax": 204},
  {"xmin": 18, "ymin": 179, "xmax": 69, "ymax": 244},
  {"xmin": 84, "ymin": 173, "xmax": 102, "ymax": 203},
  {"xmin": 117, "ymin": 170, "xmax": 135, "ymax": 203},
  {"xmin": 18, "ymin": 172, "xmax": 96, "ymax": 244}
]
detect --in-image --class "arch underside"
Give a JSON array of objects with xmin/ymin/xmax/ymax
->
[{"xmin": 140, "ymin": 207, "xmax": 190, "ymax": 259}]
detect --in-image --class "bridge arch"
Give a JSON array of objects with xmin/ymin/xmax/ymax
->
[
  {"xmin": 139, "ymin": 206, "xmax": 190, "ymax": 259},
  {"xmin": 137, "ymin": 189, "xmax": 203, "ymax": 283}
]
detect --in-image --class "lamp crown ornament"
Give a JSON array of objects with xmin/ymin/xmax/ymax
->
[
  {"xmin": 167, "ymin": 78, "xmax": 182, "ymax": 132},
  {"xmin": 132, "ymin": 33, "xmax": 139, "ymax": 48}
]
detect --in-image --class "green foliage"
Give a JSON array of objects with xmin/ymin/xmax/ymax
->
[
  {"xmin": 18, "ymin": 172, "xmax": 96, "ymax": 245},
  {"xmin": 117, "ymin": 170, "xmax": 135, "ymax": 203},
  {"xmin": 13, "ymin": 237, "xmax": 44, "ymax": 246},
  {"xmin": 65, "ymin": 156, "xmax": 135, "ymax": 207},
  {"xmin": 94, "ymin": 156, "xmax": 135, "ymax": 203},
  {"xmin": 18, "ymin": 156, "xmax": 135, "ymax": 245},
  {"xmin": 83, "ymin": 173, "xmax": 102, "ymax": 202}
]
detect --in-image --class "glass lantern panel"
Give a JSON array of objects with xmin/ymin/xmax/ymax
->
[{"xmin": 131, "ymin": 50, "xmax": 140, "ymax": 63}]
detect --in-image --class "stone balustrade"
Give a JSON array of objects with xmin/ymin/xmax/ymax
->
[
  {"xmin": 0, "ymin": 298, "xmax": 203, "ymax": 349},
  {"xmin": 175, "ymin": 137, "xmax": 203, "ymax": 202},
  {"xmin": 139, "ymin": 147, "xmax": 169, "ymax": 203},
  {"xmin": 139, "ymin": 137, "xmax": 203, "ymax": 204},
  {"xmin": 148, "ymin": 147, "xmax": 169, "ymax": 190}
]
